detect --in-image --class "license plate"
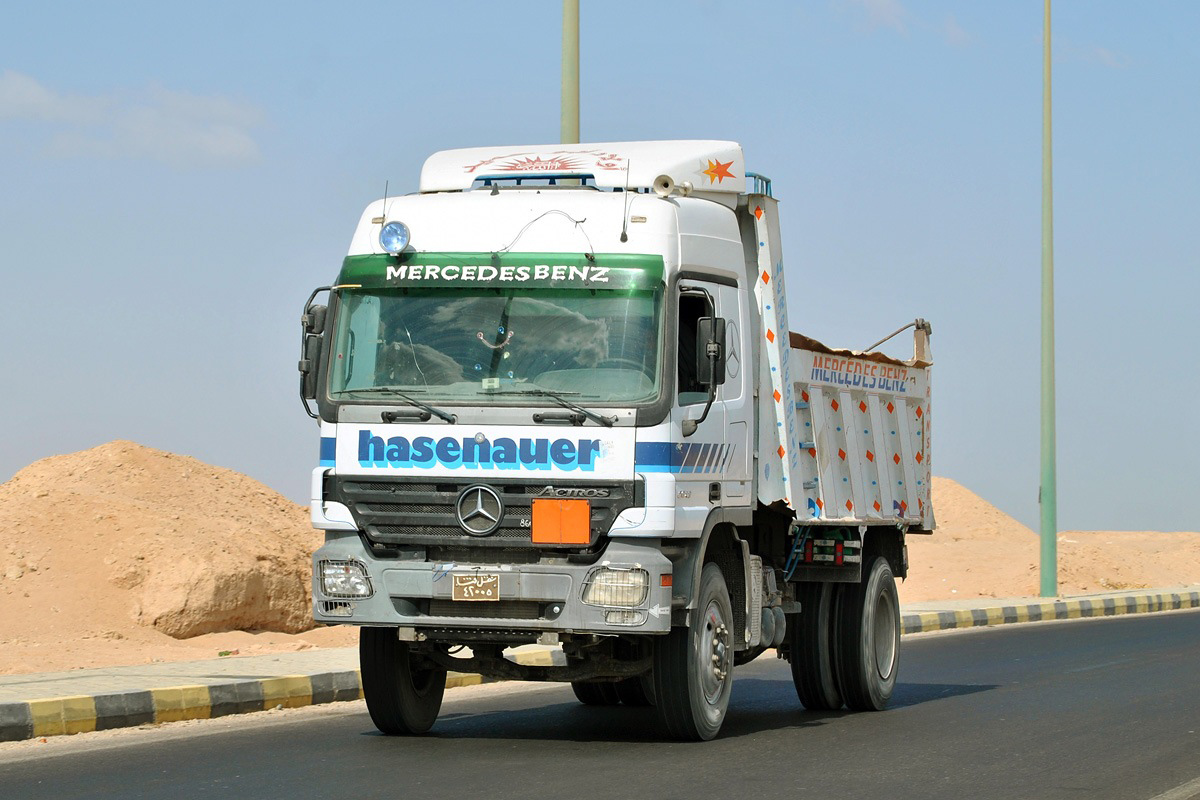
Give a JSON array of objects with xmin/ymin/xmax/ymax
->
[{"xmin": 451, "ymin": 573, "xmax": 500, "ymax": 601}]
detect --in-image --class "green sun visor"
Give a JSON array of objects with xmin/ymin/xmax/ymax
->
[{"xmin": 337, "ymin": 252, "xmax": 665, "ymax": 291}]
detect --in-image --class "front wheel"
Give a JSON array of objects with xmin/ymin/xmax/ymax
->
[
  {"xmin": 360, "ymin": 627, "xmax": 447, "ymax": 734},
  {"xmin": 653, "ymin": 563, "xmax": 734, "ymax": 740},
  {"xmin": 833, "ymin": 556, "xmax": 900, "ymax": 711}
]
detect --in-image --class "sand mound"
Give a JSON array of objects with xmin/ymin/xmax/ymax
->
[
  {"xmin": 901, "ymin": 477, "xmax": 1200, "ymax": 602},
  {"xmin": 0, "ymin": 441, "xmax": 322, "ymax": 667}
]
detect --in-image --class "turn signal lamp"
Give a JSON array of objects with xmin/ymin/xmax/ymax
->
[{"xmin": 379, "ymin": 220, "xmax": 411, "ymax": 254}]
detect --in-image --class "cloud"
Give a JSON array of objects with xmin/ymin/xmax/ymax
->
[
  {"xmin": 845, "ymin": 0, "xmax": 907, "ymax": 34},
  {"xmin": 0, "ymin": 71, "xmax": 264, "ymax": 167},
  {"xmin": 942, "ymin": 15, "xmax": 971, "ymax": 48},
  {"xmin": 1083, "ymin": 45, "xmax": 1130, "ymax": 69},
  {"xmin": 1047, "ymin": 37, "xmax": 1130, "ymax": 69}
]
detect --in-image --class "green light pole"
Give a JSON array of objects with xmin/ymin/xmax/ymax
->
[
  {"xmin": 1040, "ymin": 0, "xmax": 1058, "ymax": 597},
  {"xmin": 561, "ymin": 0, "xmax": 579, "ymax": 144}
]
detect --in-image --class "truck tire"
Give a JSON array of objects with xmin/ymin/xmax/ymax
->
[
  {"xmin": 833, "ymin": 556, "xmax": 900, "ymax": 711},
  {"xmin": 788, "ymin": 581, "xmax": 843, "ymax": 711},
  {"xmin": 615, "ymin": 675, "xmax": 655, "ymax": 707},
  {"xmin": 571, "ymin": 681, "xmax": 620, "ymax": 705},
  {"xmin": 360, "ymin": 627, "xmax": 446, "ymax": 734},
  {"xmin": 652, "ymin": 563, "xmax": 734, "ymax": 740}
]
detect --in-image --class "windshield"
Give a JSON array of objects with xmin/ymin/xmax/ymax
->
[{"xmin": 327, "ymin": 287, "xmax": 663, "ymax": 405}]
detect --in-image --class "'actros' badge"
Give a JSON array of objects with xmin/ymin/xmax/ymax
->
[{"xmin": 456, "ymin": 485, "xmax": 504, "ymax": 536}]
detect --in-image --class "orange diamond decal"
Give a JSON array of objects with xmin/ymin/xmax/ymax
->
[
  {"xmin": 777, "ymin": 446, "xmax": 786, "ymax": 458},
  {"xmin": 916, "ymin": 406, "xmax": 923, "ymax": 418},
  {"xmin": 773, "ymin": 389, "xmax": 781, "ymax": 403},
  {"xmin": 893, "ymin": 453, "xmax": 901, "ymax": 465},
  {"xmin": 815, "ymin": 498, "xmax": 824, "ymax": 510},
  {"xmin": 801, "ymin": 390, "xmax": 810, "ymax": 403},
  {"xmin": 915, "ymin": 451, "xmax": 923, "ymax": 463},
  {"xmin": 766, "ymin": 329, "xmax": 775, "ymax": 343},
  {"xmin": 866, "ymin": 450, "xmax": 875, "ymax": 462},
  {"xmin": 873, "ymin": 500, "xmax": 882, "ymax": 512},
  {"xmin": 858, "ymin": 401, "xmax": 867, "ymax": 413},
  {"xmin": 831, "ymin": 399, "xmax": 839, "ymax": 411},
  {"xmin": 837, "ymin": 448, "xmax": 846, "ymax": 461},
  {"xmin": 754, "ymin": 206, "xmax": 763, "ymax": 220},
  {"xmin": 900, "ymin": 501, "xmax": 908, "ymax": 514},
  {"xmin": 886, "ymin": 401, "xmax": 895, "ymax": 414},
  {"xmin": 845, "ymin": 499, "xmax": 853, "ymax": 511},
  {"xmin": 761, "ymin": 270, "xmax": 770, "ymax": 284},
  {"xmin": 808, "ymin": 448, "xmax": 817, "ymax": 458}
]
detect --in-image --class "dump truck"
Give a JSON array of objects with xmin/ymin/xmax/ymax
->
[{"xmin": 299, "ymin": 140, "xmax": 934, "ymax": 740}]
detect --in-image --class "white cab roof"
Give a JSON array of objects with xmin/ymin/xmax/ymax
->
[{"xmin": 419, "ymin": 140, "xmax": 745, "ymax": 194}]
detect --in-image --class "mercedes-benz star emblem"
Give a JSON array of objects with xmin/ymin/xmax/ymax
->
[{"xmin": 455, "ymin": 485, "xmax": 504, "ymax": 536}]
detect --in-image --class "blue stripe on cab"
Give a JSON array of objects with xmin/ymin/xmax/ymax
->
[{"xmin": 319, "ymin": 437, "xmax": 336, "ymax": 467}]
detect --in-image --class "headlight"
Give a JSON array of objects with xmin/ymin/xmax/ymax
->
[
  {"xmin": 379, "ymin": 220, "xmax": 410, "ymax": 254},
  {"xmin": 320, "ymin": 560, "xmax": 374, "ymax": 598},
  {"xmin": 582, "ymin": 567, "xmax": 648, "ymax": 607}
]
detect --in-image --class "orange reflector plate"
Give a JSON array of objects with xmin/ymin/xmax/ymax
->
[
  {"xmin": 660, "ymin": 574, "xmax": 673, "ymax": 587},
  {"xmin": 531, "ymin": 498, "xmax": 590, "ymax": 545}
]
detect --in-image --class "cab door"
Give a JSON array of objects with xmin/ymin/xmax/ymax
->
[{"xmin": 671, "ymin": 282, "xmax": 728, "ymax": 514}]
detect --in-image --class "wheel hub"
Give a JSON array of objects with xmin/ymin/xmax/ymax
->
[{"xmin": 700, "ymin": 604, "xmax": 731, "ymax": 703}]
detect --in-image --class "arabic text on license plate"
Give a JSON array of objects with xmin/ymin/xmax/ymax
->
[{"xmin": 452, "ymin": 573, "xmax": 500, "ymax": 601}]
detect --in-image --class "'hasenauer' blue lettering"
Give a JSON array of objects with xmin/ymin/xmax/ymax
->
[{"xmin": 358, "ymin": 430, "xmax": 601, "ymax": 471}]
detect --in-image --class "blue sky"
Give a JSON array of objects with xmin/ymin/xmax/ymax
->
[{"xmin": 2, "ymin": 1, "xmax": 1196, "ymax": 531}]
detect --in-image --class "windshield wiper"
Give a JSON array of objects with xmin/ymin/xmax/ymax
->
[
  {"xmin": 339, "ymin": 387, "xmax": 457, "ymax": 424},
  {"xmin": 488, "ymin": 389, "xmax": 616, "ymax": 428}
]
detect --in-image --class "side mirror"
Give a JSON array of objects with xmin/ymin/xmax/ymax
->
[
  {"xmin": 300, "ymin": 334, "xmax": 323, "ymax": 400},
  {"xmin": 302, "ymin": 304, "xmax": 327, "ymax": 335},
  {"xmin": 696, "ymin": 317, "xmax": 726, "ymax": 386},
  {"xmin": 299, "ymin": 290, "xmax": 332, "ymax": 418}
]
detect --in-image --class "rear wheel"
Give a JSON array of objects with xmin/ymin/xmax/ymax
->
[
  {"xmin": 833, "ymin": 556, "xmax": 900, "ymax": 711},
  {"xmin": 360, "ymin": 627, "xmax": 447, "ymax": 734},
  {"xmin": 571, "ymin": 681, "xmax": 620, "ymax": 706},
  {"xmin": 653, "ymin": 563, "xmax": 734, "ymax": 740},
  {"xmin": 788, "ymin": 581, "xmax": 843, "ymax": 711}
]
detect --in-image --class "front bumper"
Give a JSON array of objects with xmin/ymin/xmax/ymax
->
[{"xmin": 312, "ymin": 531, "xmax": 673, "ymax": 636}]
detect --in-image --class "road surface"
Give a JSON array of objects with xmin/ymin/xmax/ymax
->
[{"xmin": 2, "ymin": 610, "xmax": 1198, "ymax": 800}]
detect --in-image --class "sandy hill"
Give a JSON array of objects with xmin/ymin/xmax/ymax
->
[
  {"xmin": 0, "ymin": 441, "xmax": 349, "ymax": 674},
  {"xmin": 902, "ymin": 477, "xmax": 1200, "ymax": 602}
]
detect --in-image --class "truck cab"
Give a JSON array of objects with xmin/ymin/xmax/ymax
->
[{"xmin": 300, "ymin": 141, "xmax": 933, "ymax": 740}]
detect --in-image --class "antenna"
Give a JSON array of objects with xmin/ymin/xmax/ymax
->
[
  {"xmin": 373, "ymin": 181, "xmax": 389, "ymax": 225},
  {"xmin": 619, "ymin": 160, "xmax": 631, "ymax": 243}
]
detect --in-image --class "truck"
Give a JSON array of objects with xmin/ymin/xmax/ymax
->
[{"xmin": 299, "ymin": 140, "xmax": 934, "ymax": 741}]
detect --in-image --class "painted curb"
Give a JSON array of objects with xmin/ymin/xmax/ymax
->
[
  {"xmin": 899, "ymin": 590, "xmax": 1200, "ymax": 635},
  {"xmin": 2, "ymin": 591, "xmax": 1196, "ymax": 743}
]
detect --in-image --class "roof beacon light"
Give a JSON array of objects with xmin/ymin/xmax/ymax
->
[{"xmin": 379, "ymin": 221, "xmax": 411, "ymax": 255}]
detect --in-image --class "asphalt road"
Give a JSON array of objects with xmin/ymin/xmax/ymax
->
[{"xmin": 2, "ymin": 611, "xmax": 1199, "ymax": 800}]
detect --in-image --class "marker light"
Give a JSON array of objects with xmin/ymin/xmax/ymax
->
[{"xmin": 379, "ymin": 221, "xmax": 411, "ymax": 254}]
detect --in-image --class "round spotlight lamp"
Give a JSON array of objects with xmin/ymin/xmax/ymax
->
[{"xmin": 379, "ymin": 221, "xmax": 411, "ymax": 255}]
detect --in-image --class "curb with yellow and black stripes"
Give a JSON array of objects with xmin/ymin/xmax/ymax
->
[
  {"xmin": 1, "ymin": 593, "xmax": 1196, "ymax": 743},
  {"xmin": 901, "ymin": 590, "xmax": 1200, "ymax": 634}
]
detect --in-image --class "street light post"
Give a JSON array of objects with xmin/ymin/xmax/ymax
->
[
  {"xmin": 561, "ymin": 0, "xmax": 579, "ymax": 144},
  {"xmin": 1040, "ymin": 0, "xmax": 1058, "ymax": 598}
]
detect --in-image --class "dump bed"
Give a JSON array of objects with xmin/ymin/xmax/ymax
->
[
  {"xmin": 785, "ymin": 334, "xmax": 931, "ymax": 527},
  {"xmin": 745, "ymin": 194, "xmax": 933, "ymax": 530}
]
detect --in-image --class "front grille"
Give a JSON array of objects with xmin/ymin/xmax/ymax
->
[
  {"xmin": 328, "ymin": 476, "xmax": 642, "ymax": 550},
  {"xmin": 426, "ymin": 599, "xmax": 543, "ymax": 620}
]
